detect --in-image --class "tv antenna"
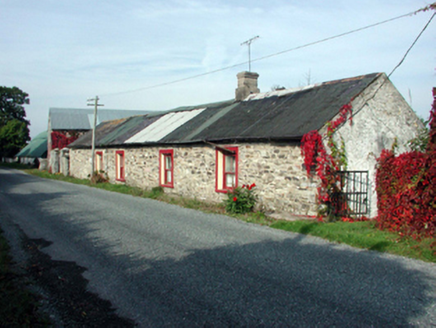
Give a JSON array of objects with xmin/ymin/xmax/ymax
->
[{"xmin": 241, "ymin": 35, "xmax": 259, "ymax": 72}]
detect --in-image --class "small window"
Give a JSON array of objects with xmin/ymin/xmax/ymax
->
[
  {"xmin": 115, "ymin": 150, "xmax": 125, "ymax": 181},
  {"xmin": 159, "ymin": 149, "xmax": 174, "ymax": 188},
  {"xmin": 216, "ymin": 146, "xmax": 238, "ymax": 193},
  {"xmin": 95, "ymin": 151, "xmax": 103, "ymax": 172}
]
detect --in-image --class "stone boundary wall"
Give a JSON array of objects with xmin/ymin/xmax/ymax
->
[{"xmin": 70, "ymin": 143, "xmax": 318, "ymax": 216}]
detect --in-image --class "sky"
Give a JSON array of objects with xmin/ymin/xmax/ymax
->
[{"xmin": 1, "ymin": 0, "xmax": 435, "ymax": 139}]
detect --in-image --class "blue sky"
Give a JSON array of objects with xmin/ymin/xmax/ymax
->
[{"xmin": 1, "ymin": 0, "xmax": 435, "ymax": 138}]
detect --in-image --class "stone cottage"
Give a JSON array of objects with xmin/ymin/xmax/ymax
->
[{"xmin": 68, "ymin": 72, "xmax": 423, "ymax": 218}]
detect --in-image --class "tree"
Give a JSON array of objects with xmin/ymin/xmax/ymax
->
[
  {"xmin": 0, "ymin": 120, "xmax": 30, "ymax": 157},
  {"xmin": 0, "ymin": 86, "xmax": 30, "ymax": 157}
]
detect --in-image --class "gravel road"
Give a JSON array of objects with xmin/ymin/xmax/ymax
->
[{"xmin": 0, "ymin": 167, "xmax": 435, "ymax": 327}]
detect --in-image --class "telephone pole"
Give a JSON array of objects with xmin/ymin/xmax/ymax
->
[
  {"xmin": 87, "ymin": 96, "xmax": 104, "ymax": 178},
  {"xmin": 241, "ymin": 36, "xmax": 259, "ymax": 72}
]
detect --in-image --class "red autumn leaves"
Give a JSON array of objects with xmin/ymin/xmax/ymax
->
[
  {"xmin": 51, "ymin": 131, "xmax": 78, "ymax": 150},
  {"xmin": 376, "ymin": 88, "xmax": 436, "ymax": 238},
  {"xmin": 301, "ymin": 103, "xmax": 353, "ymax": 218}
]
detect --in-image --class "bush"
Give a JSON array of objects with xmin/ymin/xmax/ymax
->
[
  {"xmin": 90, "ymin": 171, "xmax": 109, "ymax": 184},
  {"xmin": 375, "ymin": 88, "xmax": 436, "ymax": 238},
  {"xmin": 376, "ymin": 149, "xmax": 435, "ymax": 238},
  {"xmin": 224, "ymin": 183, "xmax": 257, "ymax": 214}
]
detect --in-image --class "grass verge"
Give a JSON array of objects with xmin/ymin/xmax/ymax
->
[
  {"xmin": 4, "ymin": 164, "xmax": 435, "ymax": 263},
  {"xmin": 270, "ymin": 220, "xmax": 436, "ymax": 263}
]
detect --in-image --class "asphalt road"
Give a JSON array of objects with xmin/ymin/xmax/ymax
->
[{"xmin": 0, "ymin": 167, "xmax": 435, "ymax": 327}]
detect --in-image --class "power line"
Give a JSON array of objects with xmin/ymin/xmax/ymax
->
[
  {"xmin": 388, "ymin": 11, "xmax": 436, "ymax": 77},
  {"xmin": 339, "ymin": 10, "xmax": 436, "ymax": 134},
  {"xmin": 101, "ymin": 5, "xmax": 434, "ymax": 97}
]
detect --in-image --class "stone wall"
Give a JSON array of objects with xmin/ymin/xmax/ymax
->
[
  {"xmin": 60, "ymin": 149, "xmax": 70, "ymax": 176},
  {"xmin": 50, "ymin": 149, "xmax": 59, "ymax": 174},
  {"xmin": 70, "ymin": 143, "xmax": 318, "ymax": 216}
]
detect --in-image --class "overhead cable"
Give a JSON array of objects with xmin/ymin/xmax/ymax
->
[{"xmin": 101, "ymin": 5, "xmax": 435, "ymax": 97}]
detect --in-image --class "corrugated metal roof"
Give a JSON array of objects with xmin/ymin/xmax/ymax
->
[
  {"xmin": 69, "ymin": 73, "xmax": 383, "ymax": 148},
  {"xmin": 15, "ymin": 131, "xmax": 48, "ymax": 158},
  {"xmin": 244, "ymin": 84, "xmax": 318, "ymax": 101},
  {"xmin": 125, "ymin": 108, "xmax": 206, "ymax": 143},
  {"xmin": 163, "ymin": 73, "xmax": 381, "ymax": 142},
  {"xmin": 49, "ymin": 108, "xmax": 151, "ymax": 130}
]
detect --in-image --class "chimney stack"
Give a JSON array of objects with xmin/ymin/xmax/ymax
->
[{"xmin": 235, "ymin": 71, "xmax": 260, "ymax": 101}]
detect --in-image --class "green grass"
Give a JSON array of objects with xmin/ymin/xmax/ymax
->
[
  {"xmin": 0, "ymin": 162, "xmax": 35, "ymax": 170},
  {"xmin": 270, "ymin": 220, "xmax": 436, "ymax": 263},
  {"xmin": 4, "ymin": 165, "xmax": 435, "ymax": 263}
]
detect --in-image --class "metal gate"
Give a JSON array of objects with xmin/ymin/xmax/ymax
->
[{"xmin": 334, "ymin": 171, "xmax": 369, "ymax": 217}]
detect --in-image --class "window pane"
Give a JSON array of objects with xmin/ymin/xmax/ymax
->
[
  {"xmin": 166, "ymin": 170, "xmax": 172, "ymax": 183},
  {"xmin": 225, "ymin": 155, "xmax": 235, "ymax": 173},
  {"xmin": 165, "ymin": 155, "xmax": 172, "ymax": 169},
  {"xmin": 226, "ymin": 173, "xmax": 235, "ymax": 188}
]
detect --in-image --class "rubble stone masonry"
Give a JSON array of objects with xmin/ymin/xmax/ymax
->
[{"xmin": 70, "ymin": 142, "xmax": 318, "ymax": 216}]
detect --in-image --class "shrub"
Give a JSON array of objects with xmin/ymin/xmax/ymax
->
[
  {"xmin": 90, "ymin": 170, "xmax": 109, "ymax": 184},
  {"xmin": 375, "ymin": 88, "xmax": 436, "ymax": 238},
  {"xmin": 224, "ymin": 183, "xmax": 257, "ymax": 214}
]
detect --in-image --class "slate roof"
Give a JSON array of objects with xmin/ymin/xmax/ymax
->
[
  {"xmin": 49, "ymin": 108, "xmax": 151, "ymax": 130},
  {"xmin": 69, "ymin": 72, "xmax": 382, "ymax": 149},
  {"xmin": 15, "ymin": 131, "xmax": 48, "ymax": 158}
]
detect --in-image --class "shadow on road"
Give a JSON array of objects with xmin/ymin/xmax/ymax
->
[{"xmin": 29, "ymin": 213, "xmax": 436, "ymax": 327}]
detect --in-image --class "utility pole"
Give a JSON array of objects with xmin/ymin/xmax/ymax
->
[
  {"xmin": 87, "ymin": 96, "xmax": 104, "ymax": 178},
  {"xmin": 241, "ymin": 36, "xmax": 259, "ymax": 72}
]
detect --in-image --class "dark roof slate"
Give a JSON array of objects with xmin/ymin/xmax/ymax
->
[{"xmin": 69, "ymin": 72, "xmax": 382, "ymax": 148}]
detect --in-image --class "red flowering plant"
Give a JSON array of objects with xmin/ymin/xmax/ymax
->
[
  {"xmin": 301, "ymin": 103, "xmax": 353, "ymax": 221},
  {"xmin": 224, "ymin": 183, "xmax": 257, "ymax": 214}
]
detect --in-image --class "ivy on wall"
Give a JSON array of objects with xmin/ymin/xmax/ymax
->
[
  {"xmin": 51, "ymin": 131, "xmax": 78, "ymax": 150},
  {"xmin": 301, "ymin": 102, "xmax": 353, "ymax": 221}
]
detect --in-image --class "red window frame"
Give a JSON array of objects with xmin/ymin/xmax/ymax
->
[
  {"xmin": 215, "ymin": 146, "xmax": 238, "ymax": 193},
  {"xmin": 115, "ymin": 150, "xmax": 125, "ymax": 181},
  {"xmin": 159, "ymin": 149, "xmax": 174, "ymax": 188}
]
